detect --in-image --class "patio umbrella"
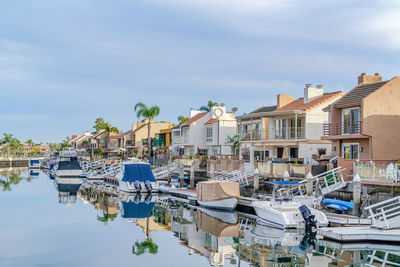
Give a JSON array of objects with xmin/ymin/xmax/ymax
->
[{"xmin": 197, "ymin": 147, "xmax": 200, "ymax": 155}]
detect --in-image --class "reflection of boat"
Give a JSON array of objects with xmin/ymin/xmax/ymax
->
[
  {"xmin": 55, "ymin": 177, "xmax": 82, "ymax": 205},
  {"xmin": 116, "ymin": 162, "xmax": 158, "ymax": 193},
  {"xmin": 56, "ymin": 150, "xmax": 83, "ymax": 177},
  {"xmin": 197, "ymin": 206, "xmax": 238, "ymax": 225},
  {"xmin": 252, "ymin": 200, "xmax": 328, "ymax": 229},
  {"xmin": 197, "ymin": 181, "xmax": 239, "ymax": 211},
  {"xmin": 29, "ymin": 169, "xmax": 40, "ymax": 176},
  {"xmin": 196, "ymin": 208, "xmax": 239, "ymax": 237},
  {"xmin": 251, "ymin": 223, "xmax": 303, "ymax": 247},
  {"xmin": 29, "ymin": 158, "xmax": 41, "ymax": 169},
  {"xmin": 119, "ymin": 194, "xmax": 157, "ymax": 220}
]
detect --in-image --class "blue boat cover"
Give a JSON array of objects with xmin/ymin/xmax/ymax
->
[
  {"xmin": 121, "ymin": 201, "xmax": 155, "ymax": 219},
  {"xmin": 122, "ymin": 163, "xmax": 156, "ymax": 182},
  {"xmin": 30, "ymin": 160, "xmax": 40, "ymax": 164},
  {"xmin": 323, "ymin": 198, "xmax": 354, "ymax": 210},
  {"xmin": 326, "ymin": 204, "xmax": 349, "ymax": 211}
]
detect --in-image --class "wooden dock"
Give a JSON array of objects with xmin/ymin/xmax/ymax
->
[{"xmin": 318, "ymin": 226, "xmax": 400, "ymax": 243}]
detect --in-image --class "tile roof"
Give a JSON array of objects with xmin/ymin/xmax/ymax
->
[
  {"xmin": 334, "ymin": 81, "xmax": 388, "ymax": 108},
  {"xmin": 275, "ymin": 92, "xmax": 343, "ymax": 112},
  {"xmin": 181, "ymin": 112, "xmax": 208, "ymax": 127},
  {"xmin": 204, "ymin": 118, "xmax": 219, "ymax": 125},
  {"xmin": 250, "ymin": 105, "xmax": 277, "ymax": 114}
]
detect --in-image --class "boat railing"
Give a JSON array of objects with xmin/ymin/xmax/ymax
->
[{"xmin": 364, "ymin": 196, "xmax": 400, "ymax": 230}]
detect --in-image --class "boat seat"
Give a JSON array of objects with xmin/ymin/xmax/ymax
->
[
  {"xmin": 144, "ymin": 181, "xmax": 152, "ymax": 191},
  {"xmin": 134, "ymin": 181, "xmax": 142, "ymax": 191}
]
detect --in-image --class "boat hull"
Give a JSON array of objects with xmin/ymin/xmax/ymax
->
[
  {"xmin": 56, "ymin": 169, "xmax": 83, "ymax": 178},
  {"xmin": 197, "ymin": 197, "xmax": 238, "ymax": 211}
]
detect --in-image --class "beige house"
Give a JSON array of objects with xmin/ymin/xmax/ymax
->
[
  {"xmin": 237, "ymin": 85, "xmax": 343, "ymax": 163},
  {"xmin": 322, "ymin": 73, "xmax": 400, "ymax": 161},
  {"xmin": 87, "ymin": 130, "xmax": 122, "ymax": 152},
  {"xmin": 119, "ymin": 121, "xmax": 172, "ymax": 156}
]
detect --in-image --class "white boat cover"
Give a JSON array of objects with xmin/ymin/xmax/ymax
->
[{"xmin": 197, "ymin": 181, "xmax": 239, "ymax": 202}]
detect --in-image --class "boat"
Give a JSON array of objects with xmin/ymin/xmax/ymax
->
[
  {"xmin": 116, "ymin": 162, "xmax": 158, "ymax": 193},
  {"xmin": 252, "ymin": 200, "xmax": 329, "ymax": 229},
  {"xmin": 55, "ymin": 177, "xmax": 83, "ymax": 205},
  {"xmin": 119, "ymin": 194, "xmax": 157, "ymax": 221},
  {"xmin": 55, "ymin": 150, "xmax": 83, "ymax": 178},
  {"xmin": 29, "ymin": 158, "xmax": 41, "ymax": 169},
  {"xmin": 196, "ymin": 181, "xmax": 239, "ymax": 211}
]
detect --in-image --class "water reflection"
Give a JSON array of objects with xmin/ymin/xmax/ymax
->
[
  {"xmin": 0, "ymin": 167, "xmax": 32, "ymax": 191},
  {"xmin": 55, "ymin": 177, "xmax": 82, "ymax": 205}
]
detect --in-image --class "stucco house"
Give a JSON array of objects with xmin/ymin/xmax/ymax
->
[
  {"xmin": 237, "ymin": 85, "xmax": 344, "ymax": 163},
  {"xmin": 70, "ymin": 132, "xmax": 92, "ymax": 150},
  {"xmin": 172, "ymin": 105, "xmax": 237, "ymax": 156},
  {"xmin": 322, "ymin": 73, "xmax": 400, "ymax": 161}
]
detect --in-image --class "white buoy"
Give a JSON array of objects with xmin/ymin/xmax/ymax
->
[{"xmin": 283, "ymin": 170, "xmax": 290, "ymax": 181}]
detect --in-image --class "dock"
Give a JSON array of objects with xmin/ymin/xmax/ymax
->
[{"xmin": 318, "ymin": 226, "xmax": 400, "ymax": 243}]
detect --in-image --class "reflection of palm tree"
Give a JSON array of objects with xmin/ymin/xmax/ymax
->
[
  {"xmin": 97, "ymin": 212, "xmax": 118, "ymax": 225},
  {"xmin": 132, "ymin": 238, "xmax": 158, "ymax": 256}
]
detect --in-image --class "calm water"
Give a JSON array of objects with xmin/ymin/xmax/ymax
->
[{"xmin": 1, "ymin": 168, "xmax": 400, "ymax": 267}]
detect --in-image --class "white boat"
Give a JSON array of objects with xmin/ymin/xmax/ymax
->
[
  {"xmin": 29, "ymin": 158, "xmax": 41, "ymax": 169},
  {"xmin": 116, "ymin": 162, "xmax": 158, "ymax": 193},
  {"xmin": 197, "ymin": 181, "xmax": 239, "ymax": 211},
  {"xmin": 55, "ymin": 177, "xmax": 82, "ymax": 205},
  {"xmin": 252, "ymin": 200, "xmax": 329, "ymax": 229},
  {"xmin": 56, "ymin": 150, "xmax": 83, "ymax": 178}
]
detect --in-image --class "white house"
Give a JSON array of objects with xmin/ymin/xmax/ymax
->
[
  {"xmin": 236, "ymin": 84, "xmax": 344, "ymax": 163},
  {"xmin": 172, "ymin": 105, "xmax": 237, "ymax": 156}
]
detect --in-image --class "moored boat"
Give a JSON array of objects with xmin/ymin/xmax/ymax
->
[
  {"xmin": 116, "ymin": 162, "xmax": 158, "ymax": 193},
  {"xmin": 196, "ymin": 181, "xmax": 239, "ymax": 211},
  {"xmin": 29, "ymin": 158, "xmax": 41, "ymax": 169},
  {"xmin": 56, "ymin": 150, "xmax": 83, "ymax": 178}
]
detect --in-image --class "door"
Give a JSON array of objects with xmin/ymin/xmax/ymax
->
[
  {"xmin": 277, "ymin": 147, "xmax": 284, "ymax": 158},
  {"xmin": 343, "ymin": 143, "xmax": 359, "ymax": 159}
]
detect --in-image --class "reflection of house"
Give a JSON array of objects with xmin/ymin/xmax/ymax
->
[
  {"xmin": 237, "ymin": 85, "xmax": 343, "ymax": 162},
  {"xmin": 172, "ymin": 105, "xmax": 237, "ymax": 156},
  {"xmin": 323, "ymin": 73, "xmax": 400, "ymax": 161}
]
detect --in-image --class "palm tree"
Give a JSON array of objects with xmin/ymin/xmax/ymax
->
[
  {"xmin": 97, "ymin": 212, "xmax": 118, "ymax": 225},
  {"xmin": 134, "ymin": 103, "xmax": 160, "ymax": 159},
  {"xmin": 93, "ymin": 118, "xmax": 106, "ymax": 132},
  {"xmin": 2, "ymin": 133, "xmax": 14, "ymax": 157},
  {"xmin": 25, "ymin": 139, "xmax": 34, "ymax": 156},
  {"xmin": 102, "ymin": 122, "xmax": 119, "ymax": 149},
  {"xmin": 200, "ymin": 100, "xmax": 218, "ymax": 112},
  {"xmin": 132, "ymin": 239, "xmax": 159, "ymax": 256},
  {"xmin": 177, "ymin": 116, "xmax": 189, "ymax": 124}
]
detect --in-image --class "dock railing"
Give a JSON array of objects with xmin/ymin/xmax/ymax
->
[
  {"xmin": 212, "ymin": 163, "xmax": 255, "ymax": 185},
  {"xmin": 365, "ymin": 196, "xmax": 400, "ymax": 230}
]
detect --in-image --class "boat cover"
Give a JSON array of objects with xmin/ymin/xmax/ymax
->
[
  {"xmin": 195, "ymin": 210, "xmax": 239, "ymax": 237},
  {"xmin": 197, "ymin": 181, "xmax": 239, "ymax": 202},
  {"xmin": 121, "ymin": 163, "xmax": 156, "ymax": 182},
  {"xmin": 30, "ymin": 159, "xmax": 40, "ymax": 164},
  {"xmin": 323, "ymin": 198, "xmax": 354, "ymax": 210},
  {"xmin": 121, "ymin": 201, "xmax": 155, "ymax": 219}
]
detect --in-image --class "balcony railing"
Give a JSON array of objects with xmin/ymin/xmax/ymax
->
[
  {"xmin": 154, "ymin": 138, "xmax": 166, "ymax": 146},
  {"xmin": 323, "ymin": 121, "xmax": 362, "ymax": 136},
  {"xmin": 240, "ymin": 127, "xmax": 305, "ymax": 141}
]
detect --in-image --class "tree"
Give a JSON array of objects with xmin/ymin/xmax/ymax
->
[
  {"xmin": 132, "ymin": 239, "xmax": 159, "ymax": 256},
  {"xmin": 25, "ymin": 139, "xmax": 35, "ymax": 156},
  {"xmin": 134, "ymin": 102, "xmax": 160, "ymax": 159},
  {"xmin": 93, "ymin": 118, "xmax": 106, "ymax": 132},
  {"xmin": 102, "ymin": 122, "xmax": 119, "ymax": 149},
  {"xmin": 2, "ymin": 133, "xmax": 14, "ymax": 156},
  {"xmin": 200, "ymin": 100, "xmax": 218, "ymax": 112},
  {"xmin": 226, "ymin": 134, "xmax": 240, "ymax": 155},
  {"xmin": 97, "ymin": 212, "xmax": 118, "ymax": 225},
  {"xmin": 177, "ymin": 116, "xmax": 189, "ymax": 124}
]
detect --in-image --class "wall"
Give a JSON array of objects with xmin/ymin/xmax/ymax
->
[
  {"xmin": 299, "ymin": 142, "xmax": 332, "ymax": 159},
  {"xmin": 362, "ymin": 76, "xmax": 400, "ymax": 160}
]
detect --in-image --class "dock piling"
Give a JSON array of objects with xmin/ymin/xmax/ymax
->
[
  {"xmin": 253, "ymin": 168, "xmax": 259, "ymax": 192},
  {"xmin": 353, "ymin": 174, "xmax": 361, "ymax": 216},
  {"xmin": 306, "ymin": 172, "xmax": 314, "ymax": 196}
]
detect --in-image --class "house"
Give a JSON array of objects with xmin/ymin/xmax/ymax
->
[
  {"xmin": 322, "ymin": 73, "xmax": 400, "ymax": 162},
  {"xmin": 119, "ymin": 121, "xmax": 172, "ymax": 157},
  {"xmin": 237, "ymin": 84, "xmax": 344, "ymax": 163},
  {"xmin": 71, "ymin": 132, "xmax": 92, "ymax": 150},
  {"xmin": 171, "ymin": 105, "xmax": 237, "ymax": 156},
  {"xmin": 155, "ymin": 125, "xmax": 174, "ymax": 148},
  {"xmin": 86, "ymin": 130, "xmax": 121, "ymax": 152}
]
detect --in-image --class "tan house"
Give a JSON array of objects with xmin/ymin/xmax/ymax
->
[
  {"xmin": 87, "ymin": 130, "xmax": 122, "ymax": 152},
  {"xmin": 322, "ymin": 73, "xmax": 400, "ymax": 161},
  {"xmin": 237, "ymin": 85, "xmax": 343, "ymax": 163},
  {"xmin": 70, "ymin": 132, "xmax": 92, "ymax": 150},
  {"xmin": 119, "ymin": 121, "xmax": 172, "ymax": 156}
]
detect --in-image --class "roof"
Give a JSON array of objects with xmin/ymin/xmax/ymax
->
[
  {"xmin": 275, "ymin": 92, "xmax": 343, "ymax": 112},
  {"xmin": 181, "ymin": 112, "xmax": 208, "ymax": 127},
  {"xmin": 250, "ymin": 105, "xmax": 277, "ymax": 114},
  {"xmin": 91, "ymin": 130, "xmax": 105, "ymax": 139},
  {"xmin": 334, "ymin": 81, "xmax": 388, "ymax": 108},
  {"xmin": 118, "ymin": 130, "xmax": 132, "ymax": 137},
  {"xmin": 204, "ymin": 118, "xmax": 219, "ymax": 125},
  {"xmin": 172, "ymin": 123, "xmax": 182, "ymax": 130}
]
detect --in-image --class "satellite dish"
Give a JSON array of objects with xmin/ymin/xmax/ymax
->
[{"xmin": 231, "ymin": 107, "xmax": 238, "ymax": 112}]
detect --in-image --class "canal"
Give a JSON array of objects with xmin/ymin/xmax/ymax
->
[{"xmin": 1, "ymin": 168, "xmax": 399, "ymax": 266}]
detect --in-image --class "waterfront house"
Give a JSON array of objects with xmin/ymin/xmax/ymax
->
[
  {"xmin": 88, "ymin": 130, "xmax": 104, "ymax": 150},
  {"xmin": 155, "ymin": 125, "xmax": 174, "ymax": 148},
  {"xmin": 171, "ymin": 105, "xmax": 237, "ymax": 156},
  {"xmin": 237, "ymin": 85, "xmax": 343, "ymax": 163},
  {"xmin": 71, "ymin": 132, "xmax": 92, "ymax": 150},
  {"xmin": 322, "ymin": 73, "xmax": 400, "ymax": 163}
]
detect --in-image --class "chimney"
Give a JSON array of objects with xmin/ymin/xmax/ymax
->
[
  {"xmin": 277, "ymin": 94, "xmax": 294, "ymax": 108},
  {"xmin": 358, "ymin": 73, "xmax": 382, "ymax": 85},
  {"xmin": 304, "ymin": 84, "xmax": 324, "ymax": 104}
]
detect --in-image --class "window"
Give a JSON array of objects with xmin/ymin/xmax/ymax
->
[
  {"xmin": 275, "ymin": 119, "xmax": 287, "ymax": 139},
  {"xmin": 199, "ymin": 149, "xmax": 208, "ymax": 155},
  {"xmin": 206, "ymin": 127, "xmax": 213, "ymax": 143},
  {"xmin": 252, "ymin": 123, "xmax": 261, "ymax": 140},
  {"xmin": 173, "ymin": 130, "xmax": 181, "ymax": 137},
  {"xmin": 342, "ymin": 107, "xmax": 361, "ymax": 134},
  {"xmin": 343, "ymin": 143, "xmax": 359, "ymax": 159},
  {"xmin": 277, "ymin": 147, "xmax": 284, "ymax": 158},
  {"xmin": 290, "ymin": 147, "xmax": 299, "ymax": 159},
  {"xmin": 253, "ymin": 150, "xmax": 270, "ymax": 161}
]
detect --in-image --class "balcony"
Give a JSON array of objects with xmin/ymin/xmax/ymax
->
[
  {"xmin": 323, "ymin": 121, "xmax": 362, "ymax": 136},
  {"xmin": 240, "ymin": 127, "xmax": 305, "ymax": 141},
  {"xmin": 154, "ymin": 138, "xmax": 166, "ymax": 146}
]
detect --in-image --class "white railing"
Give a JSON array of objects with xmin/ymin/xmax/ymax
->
[
  {"xmin": 153, "ymin": 161, "xmax": 178, "ymax": 180},
  {"xmin": 212, "ymin": 163, "xmax": 255, "ymax": 185},
  {"xmin": 365, "ymin": 196, "xmax": 400, "ymax": 230},
  {"xmin": 355, "ymin": 161, "xmax": 400, "ymax": 182}
]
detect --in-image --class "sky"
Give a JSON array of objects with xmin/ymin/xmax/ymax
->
[{"xmin": 1, "ymin": 0, "xmax": 400, "ymax": 143}]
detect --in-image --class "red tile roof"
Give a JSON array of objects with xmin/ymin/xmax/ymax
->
[
  {"xmin": 181, "ymin": 112, "xmax": 208, "ymax": 127},
  {"xmin": 204, "ymin": 118, "xmax": 219, "ymax": 125},
  {"xmin": 275, "ymin": 92, "xmax": 343, "ymax": 112}
]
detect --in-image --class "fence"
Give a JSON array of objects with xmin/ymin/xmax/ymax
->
[{"xmin": 354, "ymin": 161, "xmax": 400, "ymax": 182}]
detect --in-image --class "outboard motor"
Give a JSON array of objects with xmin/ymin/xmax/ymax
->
[
  {"xmin": 144, "ymin": 181, "xmax": 152, "ymax": 191},
  {"xmin": 299, "ymin": 205, "xmax": 317, "ymax": 231},
  {"xmin": 134, "ymin": 181, "xmax": 142, "ymax": 191}
]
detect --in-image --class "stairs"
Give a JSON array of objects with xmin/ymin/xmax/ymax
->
[{"xmin": 365, "ymin": 196, "xmax": 400, "ymax": 230}]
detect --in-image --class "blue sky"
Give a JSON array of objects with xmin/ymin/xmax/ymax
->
[{"xmin": 1, "ymin": 0, "xmax": 400, "ymax": 143}]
